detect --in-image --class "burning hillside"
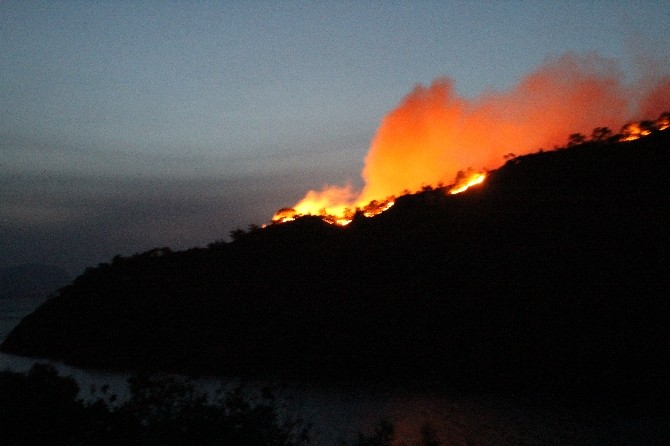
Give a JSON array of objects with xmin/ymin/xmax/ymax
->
[
  {"xmin": 273, "ymin": 111, "xmax": 669, "ymax": 227},
  {"xmin": 272, "ymin": 55, "xmax": 670, "ymax": 225},
  {"xmin": 5, "ymin": 128, "xmax": 670, "ymax": 397},
  {"xmin": 273, "ymin": 55, "xmax": 669, "ymax": 228}
]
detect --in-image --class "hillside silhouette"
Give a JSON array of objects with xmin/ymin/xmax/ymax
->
[
  {"xmin": 0, "ymin": 264, "xmax": 70, "ymax": 300},
  {"xmin": 2, "ymin": 129, "xmax": 669, "ymax": 408}
]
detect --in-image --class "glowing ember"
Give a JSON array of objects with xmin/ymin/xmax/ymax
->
[
  {"xmin": 657, "ymin": 112, "xmax": 670, "ymax": 131},
  {"xmin": 620, "ymin": 122, "xmax": 651, "ymax": 141},
  {"xmin": 272, "ymin": 197, "xmax": 396, "ymax": 227},
  {"xmin": 286, "ymin": 185, "xmax": 356, "ymax": 223},
  {"xmin": 363, "ymin": 200, "xmax": 395, "ymax": 217},
  {"xmin": 449, "ymin": 172, "xmax": 487, "ymax": 195},
  {"xmin": 619, "ymin": 113, "xmax": 670, "ymax": 141},
  {"xmin": 271, "ymin": 207, "xmax": 298, "ymax": 224}
]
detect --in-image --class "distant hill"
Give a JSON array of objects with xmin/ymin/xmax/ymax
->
[
  {"xmin": 0, "ymin": 264, "xmax": 70, "ymax": 300},
  {"xmin": 2, "ymin": 130, "xmax": 669, "ymax": 408}
]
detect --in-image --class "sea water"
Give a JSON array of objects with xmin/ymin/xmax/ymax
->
[
  {"xmin": 0, "ymin": 299, "xmax": 665, "ymax": 444},
  {"xmin": 0, "ymin": 295, "xmax": 45, "ymax": 343}
]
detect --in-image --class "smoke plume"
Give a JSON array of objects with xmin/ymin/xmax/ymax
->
[{"xmin": 289, "ymin": 53, "xmax": 670, "ymax": 217}]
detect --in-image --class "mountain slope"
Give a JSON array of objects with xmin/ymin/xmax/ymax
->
[
  {"xmin": 2, "ymin": 131, "xmax": 669, "ymax": 405},
  {"xmin": 0, "ymin": 264, "xmax": 70, "ymax": 300}
]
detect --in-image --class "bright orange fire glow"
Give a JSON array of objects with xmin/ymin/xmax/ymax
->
[
  {"xmin": 448, "ymin": 172, "xmax": 487, "ymax": 195},
  {"xmin": 272, "ymin": 194, "xmax": 396, "ymax": 226},
  {"xmin": 292, "ymin": 185, "xmax": 355, "ymax": 221},
  {"xmin": 620, "ymin": 122, "xmax": 651, "ymax": 141},
  {"xmin": 271, "ymin": 54, "xmax": 670, "ymax": 227},
  {"xmin": 656, "ymin": 112, "xmax": 670, "ymax": 131},
  {"xmin": 272, "ymin": 208, "xmax": 298, "ymax": 224},
  {"xmin": 271, "ymin": 185, "xmax": 358, "ymax": 225},
  {"xmin": 363, "ymin": 200, "xmax": 395, "ymax": 217}
]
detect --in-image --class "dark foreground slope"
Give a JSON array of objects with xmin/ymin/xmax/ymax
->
[{"xmin": 3, "ymin": 131, "xmax": 669, "ymax": 406}]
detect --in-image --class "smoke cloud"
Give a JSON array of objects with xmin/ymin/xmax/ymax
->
[
  {"xmin": 639, "ymin": 76, "xmax": 670, "ymax": 120},
  {"xmin": 291, "ymin": 53, "xmax": 670, "ymax": 215}
]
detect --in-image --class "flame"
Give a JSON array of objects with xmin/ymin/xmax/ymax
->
[
  {"xmin": 448, "ymin": 172, "xmax": 487, "ymax": 195},
  {"xmin": 363, "ymin": 199, "xmax": 395, "ymax": 217},
  {"xmin": 620, "ymin": 122, "xmax": 651, "ymax": 141},
  {"xmin": 272, "ymin": 185, "xmax": 357, "ymax": 224},
  {"xmin": 656, "ymin": 112, "xmax": 670, "ymax": 131},
  {"xmin": 355, "ymin": 54, "xmax": 630, "ymax": 205},
  {"xmin": 619, "ymin": 112, "xmax": 670, "ymax": 141},
  {"xmin": 272, "ymin": 194, "xmax": 396, "ymax": 226},
  {"xmin": 272, "ymin": 207, "xmax": 298, "ymax": 224},
  {"xmin": 292, "ymin": 185, "xmax": 355, "ymax": 220},
  {"xmin": 272, "ymin": 54, "xmax": 670, "ymax": 227}
]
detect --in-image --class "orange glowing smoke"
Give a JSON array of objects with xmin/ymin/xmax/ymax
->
[
  {"xmin": 274, "ymin": 54, "xmax": 670, "ymax": 224},
  {"xmin": 639, "ymin": 76, "xmax": 670, "ymax": 120}
]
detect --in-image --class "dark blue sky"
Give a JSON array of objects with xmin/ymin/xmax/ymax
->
[{"xmin": 2, "ymin": 1, "xmax": 669, "ymax": 274}]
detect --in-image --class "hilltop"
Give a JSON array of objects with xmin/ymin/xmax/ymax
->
[{"xmin": 2, "ymin": 129, "xmax": 669, "ymax": 408}]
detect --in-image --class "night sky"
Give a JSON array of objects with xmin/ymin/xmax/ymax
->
[{"xmin": 2, "ymin": 1, "xmax": 670, "ymax": 275}]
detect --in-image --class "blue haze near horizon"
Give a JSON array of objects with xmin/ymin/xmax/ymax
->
[
  {"xmin": 2, "ymin": 1, "xmax": 670, "ymax": 275},
  {"xmin": 0, "ymin": 297, "xmax": 44, "ymax": 343}
]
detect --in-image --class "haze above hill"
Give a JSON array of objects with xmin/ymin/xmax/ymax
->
[{"xmin": 0, "ymin": 264, "xmax": 70, "ymax": 300}]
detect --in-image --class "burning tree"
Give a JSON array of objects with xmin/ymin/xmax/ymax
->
[{"xmin": 657, "ymin": 111, "xmax": 670, "ymax": 131}]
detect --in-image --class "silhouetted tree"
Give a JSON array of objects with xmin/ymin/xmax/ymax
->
[
  {"xmin": 0, "ymin": 364, "xmax": 87, "ymax": 445},
  {"xmin": 120, "ymin": 374, "xmax": 309, "ymax": 446},
  {"xmin": 207, "ymin": 239, "xmax": 227, "ymax": 249},
  {"xmin": 567, "ymin": 133, "xmax": 586, "ymax": 146},
  {"xmin": 657, "ymin": 111, "xmax": 670, "ymax": 130},
  {"xmin": 640, "ymin": 120, "xmax": 655, "ymax": 132},
  {"xmin": 354, "ymin": 421, "xmax": 394, "ymax": 446},
  {"xmin": 418, "ymin": 424, "xmax": 440, "ymax": 446},
  {"xmin": 621, "ymin": 120, "xmax": 656, "ymax": 140},
  {"xmin": 229, "ymin": 228, "xmax": 247, "ymax": 241},
  {"xmin": 590, "ymin": 126, "xmax": 612, "ymax": 141},
  {"xmin": 0, "ymin": 365, "xmax": 310, "ymax": 446}
]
